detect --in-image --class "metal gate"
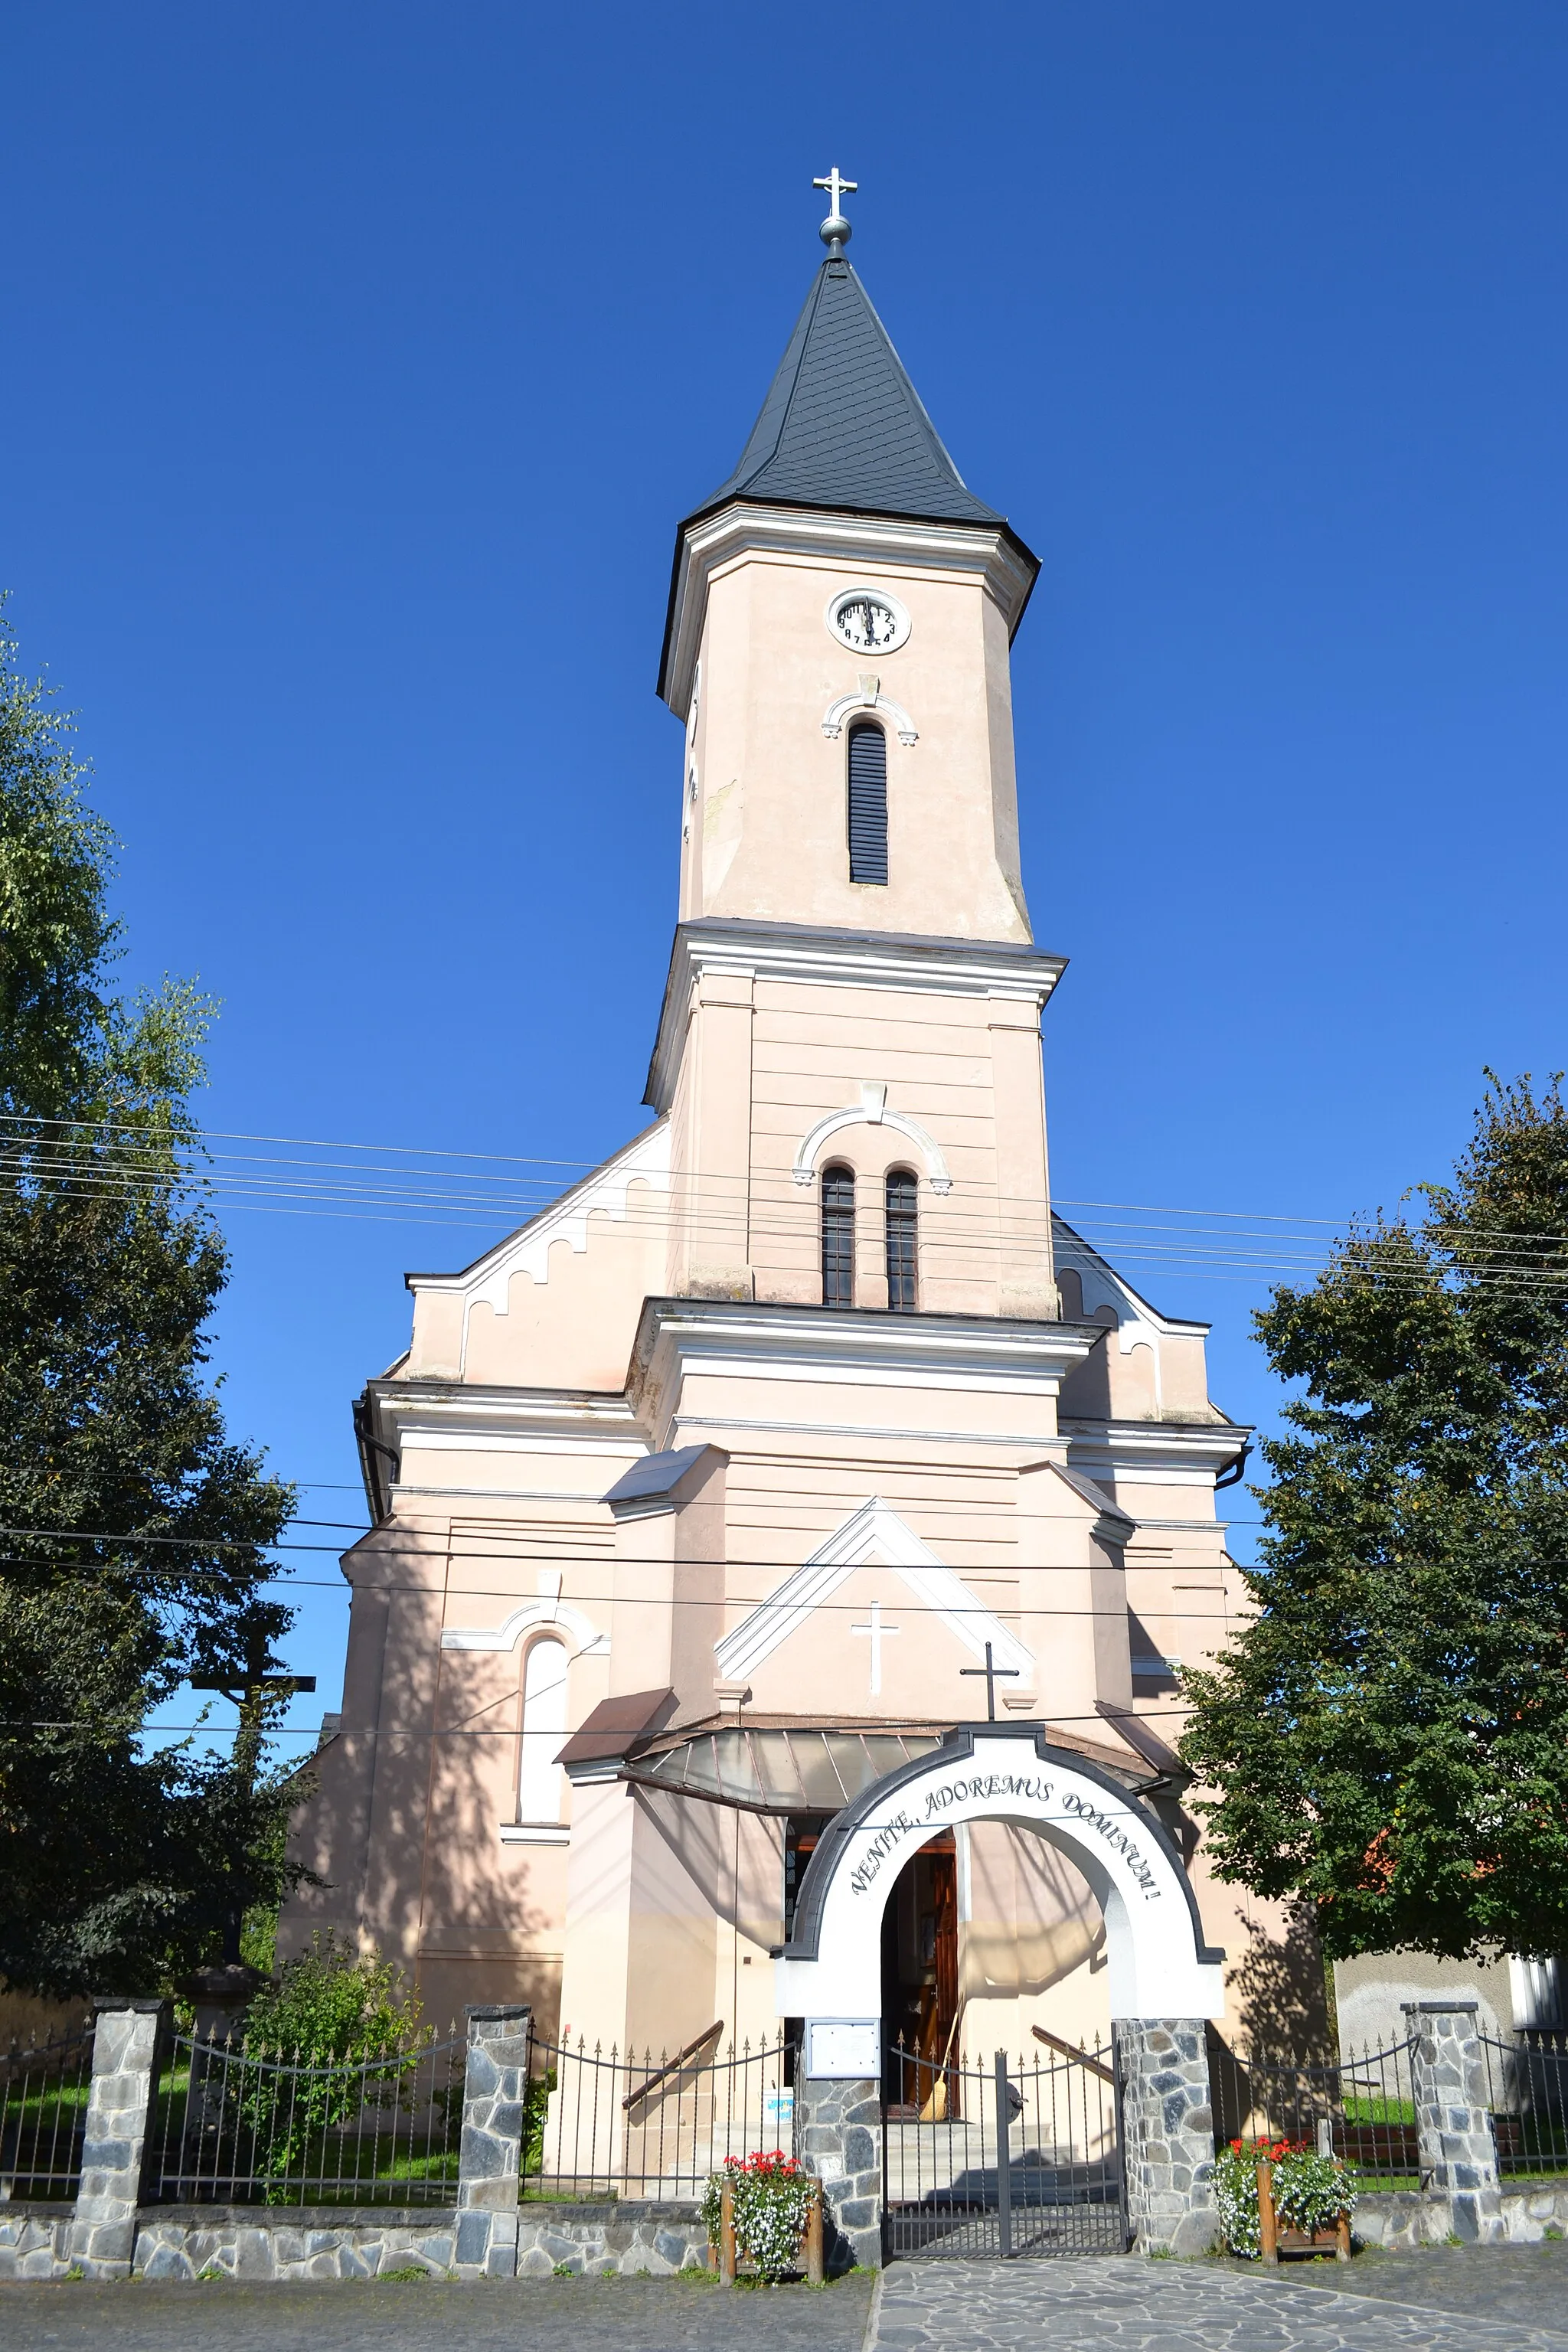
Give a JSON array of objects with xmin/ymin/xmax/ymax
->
[{"xmin": 882, "ymin": 2038, "xmax": 1125, "ymax": 2259}]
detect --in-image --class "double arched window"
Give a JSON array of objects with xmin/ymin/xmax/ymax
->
[
  {"xmin": 518, "ymin": 1635, "xmax": 569, "ymax": 1825},
  {"xmin": 847, "ymin": 721, "xmax": 888, "ymax": 885},
  {"xmin": 819, "ymin": 1165, "xmax": 919, "ymax": 1311}
]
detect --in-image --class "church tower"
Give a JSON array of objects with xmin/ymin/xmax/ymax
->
[
  {"xmin": 287, "ymin": 181, "xmax": 1253, "ymax": 2075},
  {"xmin": 652, "ymin": 185, "xmax": 1060, "ymax": 1321}
]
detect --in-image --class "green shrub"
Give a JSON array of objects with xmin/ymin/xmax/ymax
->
[
  {"xmin": 236, "ymin": 1932, "xmax": 430, "ymax": 2195},
  {"xmin": 243, "ymin": 1931, "xmax": 424, "ymax": 2060}
]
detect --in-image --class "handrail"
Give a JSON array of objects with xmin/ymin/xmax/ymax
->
[
  {"xmin": 620, "ymin": 2022, "xmax": 724, "ymax": 2112},
  {"xmin": 1031, "ymin": 2025, "xmax": 1116, "ymax": 2086}
]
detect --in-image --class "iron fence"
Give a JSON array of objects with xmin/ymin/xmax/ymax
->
[
  {"xmin": 523, "ymin": 2026, "xmax": 795, "ymax": 2199},
  {"xmin": 1481, "ymin": 2033, "xmax": 1568, "ymax": 2182},
  {"xmin": 883, "ymin": 2040, "xmax": 1124, "ymax": 2259},
  {"xmin": 149, "ymin": 2026, "xmax": 465, "ymax": 2207},
  {"xmin": 1210, "ymin": 2037, "xmax": 1419, "ymax": 2189},
  {"xmin": 0, "ymin": 2024, "xmax": 94, "ymax": 2200}
]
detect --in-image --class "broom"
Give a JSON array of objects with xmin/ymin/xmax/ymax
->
[{"xmin": 918, "ymin": 2001, "xmax": 964, "ymax": 2123}]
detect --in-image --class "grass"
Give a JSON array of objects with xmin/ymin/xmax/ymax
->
[
  {"xmin": 1341, "ymin": 2092, "xmax": 1417, "ymax": 2127},
  {"xmin": 145, "ymin": 2059, "xmax": 461, "ymax": 2205}
]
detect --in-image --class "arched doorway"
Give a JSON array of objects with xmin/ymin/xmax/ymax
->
[
  {"xmin": 773, "ymin": 1724, "xmax": 1226, "ymax": 2262},
  {"xmin": 880, "ymin": 1831, "xmax": 959, "ymax": 2112},
  {"xmin": 776, "ymin": 1723, "xmax": 1222, "ymax": 2026}
]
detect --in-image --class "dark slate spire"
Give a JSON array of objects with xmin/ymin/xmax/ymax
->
[{"xmin": 691, "ymin": 256, "xmax": 1004, "ymax": 530}]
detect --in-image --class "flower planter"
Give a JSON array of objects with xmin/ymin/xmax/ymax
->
[
  {"xmin": 1258, "ymin": 2158, "xmax": 1351, "ymax": 2264},
  {"xmin": 716, "ymin": 2173, "xmax": 825, "ymax": 2285}
]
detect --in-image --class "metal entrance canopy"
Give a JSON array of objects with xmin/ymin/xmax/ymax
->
[
  {"xmin": 627, "ymin": 1726, "xmax": 946, "ymax": 1816},
  {"xmin": 558, "ymin": 1690, "xmax": 1169, "ymax": 1819}
]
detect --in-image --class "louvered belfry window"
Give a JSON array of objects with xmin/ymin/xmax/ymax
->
[
  {"xmin": 885, "ymin": 1169, "xmax": 918, "ymax": 1312},
  {"xmin": 822, "ymin": 1164, "xmax": 856, "ymax": 1308},
  {"xmin": 847, "ymin": 721, "xmax": 889, "ymax": 884}
]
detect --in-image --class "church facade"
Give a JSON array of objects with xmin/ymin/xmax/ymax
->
[{"xmin": 283, "ymin": 192, "xmax": 1275, "ymax": 2075}]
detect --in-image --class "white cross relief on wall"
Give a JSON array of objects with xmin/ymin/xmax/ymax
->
[
  {"xmin": 851, "ymin": 1599, "xmax": 902, "ymax": 1697},
  {"xmin": 714, "ymin": 1496, "xmax": 1032, "ymax": 1689}
]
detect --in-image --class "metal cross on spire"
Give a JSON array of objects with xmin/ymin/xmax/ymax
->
[{"xmin": 814, "ymin": 165, "xmax": 858, "ymax": 254}]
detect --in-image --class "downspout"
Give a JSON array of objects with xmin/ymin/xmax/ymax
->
[
  {"xmin": 1214, "ymin": 1444, "xmax": 1250, "ymax": 1492},
  {"xmin": 352, "ymin": 1391, "xmax": 400, "ymax": 1525}
]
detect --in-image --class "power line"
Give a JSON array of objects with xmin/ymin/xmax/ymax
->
[
  {"xmin": 2, "ymin": 1111, "xmax": 1565, "ymax": 1251},
  {"xmin": 0, "ymin": 1555, "xmax": 1249, "ymax": 1602},
  {"xmin": 4, "ymin": 1170, "xmax": 1563, "ymax": 1292},
  {"xmin": 8, "ymin": 1704, "xmax": 1205, "ymax": 1741}
]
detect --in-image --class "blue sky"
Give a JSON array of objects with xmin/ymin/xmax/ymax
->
[{"xmin": 5, "ymin": 4, "xmax": 1567, "ymax": 1748}]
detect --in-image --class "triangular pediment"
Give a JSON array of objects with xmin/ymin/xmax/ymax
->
[{"xmin": 714, "ymin": 1497, "xmax": 1033, "ymax": 1687}]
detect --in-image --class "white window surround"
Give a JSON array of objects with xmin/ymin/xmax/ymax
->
[
  {"xmin": 714, "ymin": 1494, "xmax": 1033, "ymax": 1687},
  {"xmin": 500, "ymin": 1823, "xmax": 570, "ymax": 1845},
  {"xmin": 821, "ymin": 687, "xmax": 917, "ymax": 746},
  {"xmin": 516, "ymin": 1631, "xmax": 570, "ymax": 1840},
  {"xmin": 792, "ymin": 1083, "xmax": 951, "ymax": 1194},
  {"xmin": 440, "ymin": 1596, "xmax": 609, "ymax": 1658}
]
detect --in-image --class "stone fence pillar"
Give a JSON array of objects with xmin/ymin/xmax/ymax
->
[
  {"xmin": 796, "ymin": 2072, "xmax": 881, "ymax": 2272},
  {"xmin": 69, "ymin": 1998, "xmax": 167, "ymax": 2278},
  {"xmin": 1116, "ymin": 2018, "xmax": 1217, "ymax": 2256},
  {"xmin": 1402, "ymin": 1999, "xmax": 1502, "ymax": 2241},
  {"xmin": 454, "ymin": 2004, "xmax": 531, "ymax": 2279}
]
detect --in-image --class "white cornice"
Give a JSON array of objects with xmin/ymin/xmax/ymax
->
[
  {"xmin": 630, "ymin": 1296, "xmax": 1098, "ymax": 1448},
  {"xmin": 1060, "ymin": 1416, "xmax": 1252, "ymax": 1491},
  {"xmin": 645, "ymin": 920, "xmax": 1065, "ymax": 1114},
  {"xmin": 367, "ymin": 1381, "xmax": 646, "ymax": 1472},
  {"xmin": 661, "ymin": 501, "xmax": 1038, "ymax": 718}
]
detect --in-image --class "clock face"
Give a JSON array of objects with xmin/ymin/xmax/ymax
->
[
  {"xmin": 825, "ymin": 584, "xmax": 911, "ymax": 655},
  {"xmin": 836, "ymin": 596, "xmax": 898, "ymax": 651}
]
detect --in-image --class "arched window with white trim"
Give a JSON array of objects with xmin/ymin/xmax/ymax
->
[
  {"xmin": 847, "ymin": 720, "xmax": 888, "ymax": 884},
  {"xmin": 885, "ymin": 1168, "xmax": 918, "ymax": 1312},
  {"xmin": 822, "ymin": 1163, "xmax": 856, "ymax": 1308},
  {"xmin": 518, "ymin": 1635, "xmax": 569, "ymax": 1825}
]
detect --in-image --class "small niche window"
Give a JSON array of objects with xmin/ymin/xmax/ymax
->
[
  {"xmin": 822, "ymin": 1163, "xmax": 856, "ymax": 1308},
  {"xmin": 847, "ymin": 721, "xmax": 889, "ymax": 885},
  {"xmin": 885, "ymin": 1169, "xmax": 918, "ymax": 1311},
  {"xmin": 518, "ymin": 1635, "xmax": 569, "ymax": 1824}
]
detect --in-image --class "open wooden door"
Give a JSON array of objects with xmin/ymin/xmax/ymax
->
[{"xmin": 882, "ymin": 1831, "xmax": 960, "ymax": 2114}]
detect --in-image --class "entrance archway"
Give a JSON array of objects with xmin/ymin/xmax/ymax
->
[
  {"xmin": 775, "ymin": 1723, "xmax": 1223, "ymax": 2027},
  {"xmin": 774, "ymin": 1725, "xmax": 1227, "ymax": 2262}
]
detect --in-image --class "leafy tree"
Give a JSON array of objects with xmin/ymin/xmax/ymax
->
[
  {"xmin": 0, "ymin": 606, "xmax": 302, "ymax": 1994},
  {"xmin": 1181, "ymin": 1073, "xmax": 1568, "ymax": 1962}
]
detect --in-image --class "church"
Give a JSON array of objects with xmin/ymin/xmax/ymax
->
[{"xmin": 283, "ymin": 178, "xmax": 1272, "ymax": 2079}]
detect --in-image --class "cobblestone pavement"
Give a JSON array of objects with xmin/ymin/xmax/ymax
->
[
  {"xmin": 870, "ymin": 2249, "xmax": 1568, "ymax": 2352},
  {"xmin": 0, "ymin": 2270, "xmax": 874, "ymax": 2350},
  {"xmin": 13, "ymin": 2249, "xmax": 1568, "ymax": 2352}
]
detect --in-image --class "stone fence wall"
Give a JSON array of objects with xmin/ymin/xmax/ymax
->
[
  {"xmin": 5, "ymin": 1994, "xmax": 1564, "ymax": 2280},
  {"xmin": 0, "ymin": 1998, "xmax": 746, "ymax": 2285},
  {"xmin": 0, "ymin": 2199, "xmax": 713, "ymax": 2285}
]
